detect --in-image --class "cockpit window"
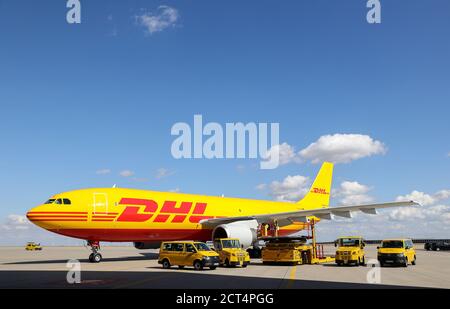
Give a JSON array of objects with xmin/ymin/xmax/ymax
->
[{"xmin": 44, "ymin": 198, "xmax": 71, "ymax": 205}]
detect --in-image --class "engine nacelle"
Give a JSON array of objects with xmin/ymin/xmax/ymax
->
[
  {"xmin": 133, "ymin": 242, "xmax": 161, "ymax": 250},
  {"xmin": 212, "ymin": 220, "xmax": 258, "ymax": 248}
]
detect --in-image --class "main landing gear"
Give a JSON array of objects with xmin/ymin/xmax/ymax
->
[{"xmin": 87, "ymin": 240, "xmax": 102, "ymax": 263}]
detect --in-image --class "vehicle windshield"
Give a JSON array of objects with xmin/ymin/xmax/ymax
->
[
  {"xmin": 382, "ymin": 241, "xmax": 404, "ymax": 248},
  {"xmin": 194, "ymin": 243, "xmax": 211, "ymax": 251},
  {"xmin": 338, "ymin": 238, "xmax": 360, "ymax": 247},
  {"xmin": 44, "ymin": 199, "xmax": 56, "ymax": 204},
  {"xmin": 221, "ymin": 239, "xmax": 241, "ymax": 249}
]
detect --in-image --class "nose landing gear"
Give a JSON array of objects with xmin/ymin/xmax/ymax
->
[{"xmin": 87, "ymin": 240, "xmax": 102, "ymax": 263}]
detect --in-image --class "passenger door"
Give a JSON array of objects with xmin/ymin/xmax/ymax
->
[
  {"xmin": 93, "ymin": 192, "xmax": 109, "ymax": 214},
  {"xmin": 172, "ymin": 243, "xmax": 185, "ymax": 265},
  {"xmin": 404, "ymin": 240, "xmax": 413, "ymax": 262},
  {"xmin": 185, "ymin": 243, "xmax": 197, "ymax": 266}
]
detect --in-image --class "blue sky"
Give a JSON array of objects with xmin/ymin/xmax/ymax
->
[{"xmin": 0, "ymin": 1, "xmax": 449, "ymax": 244}]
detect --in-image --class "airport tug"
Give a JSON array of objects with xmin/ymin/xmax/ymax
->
[
  {"xmin": 334, "ymin": 236, "xmax": 366, "ymax": 266},
  {"xmin": 213, "ymin": 238, "xmax": 250, "ymax": 267}
]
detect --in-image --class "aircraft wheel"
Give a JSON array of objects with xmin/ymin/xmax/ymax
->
[
  {"xmin": 92, "ymin": 253, "xmax": 102, "ymax": 263},
  {"xmin": 88, "ymin": 253, "xmax": 94, "ymax": 262}
]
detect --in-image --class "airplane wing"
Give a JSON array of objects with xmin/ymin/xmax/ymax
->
[{"xmin": 200, "ymin": 201, "xmax": 419, "ymax": 228}]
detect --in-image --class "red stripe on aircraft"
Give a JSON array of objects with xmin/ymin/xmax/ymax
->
[
  {"xmin": 27, "ymin": 212, "xmax": 88, "ymax": 214},
  {"xmin": 92, "ymin": 215, "xmax": 116, "ymax": 219},
  {"xmin": 29, "ymin": 219, "xmax": 87, "ymax": 222},
  {"xmin": 46, "ymin": 228, "xmax": 301, "ymax": 242},
  {"xmin": 27, "ymin": 215, "xmax": 88, "ymax": 218}
]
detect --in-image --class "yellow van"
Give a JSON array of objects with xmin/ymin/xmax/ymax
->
[
  {"xmin": 334, "ymin": 236, "xmax": 366, "ymax": 266},
  {"xmin": 158, "ymin": 241, "xmax": 220, "ymax": 270},
  {"xmin": 213, "ymin": 238, "xmax": 250, "ymax": 267},
  {"xmin": 377, "ymin": 239, "xmax": 416, "ymax": 267}
]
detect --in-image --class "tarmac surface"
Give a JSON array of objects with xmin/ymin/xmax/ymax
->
[{"xmin": 0, "ymin": 245, "xmax": 449, "ymax": 289}]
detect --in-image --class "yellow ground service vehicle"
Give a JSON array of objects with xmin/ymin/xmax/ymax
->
[
  {"xmin": 334, "ymin": 236, "xmax": 366, "ymax": 266},
  {"xmin": 213, "ymin": 238, "xmax": 250, "ymax": 267},
  {"xmin": 262, "ymin": 237, "xmax": 313, "ymax": 265},
  {"xmin": 25, "ymin": 242, "xmax": 42, "ymax": 251},
  {"xmin": 158, "ymin": 241, "xmax": 220, "ymax": 270},
  {"xmin": 377, "ymin": 239, "xmax": 416, "ymax": 267}
]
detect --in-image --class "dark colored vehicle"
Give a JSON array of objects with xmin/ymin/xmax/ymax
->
[{"xmin": 425, "ymin": 241, "xmax": 450, "ymax": 251}]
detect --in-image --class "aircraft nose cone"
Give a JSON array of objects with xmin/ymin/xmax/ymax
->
[{"xmin": 26, "ymin": 205, "xmax": 47, "ymax": 228}]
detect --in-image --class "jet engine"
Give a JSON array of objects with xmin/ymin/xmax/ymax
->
[{"xmin": 212, "ymin": 220, "xmax": 258, "ymax": 248}]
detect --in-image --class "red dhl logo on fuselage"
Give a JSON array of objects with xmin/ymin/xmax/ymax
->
[
  {"xmin": 109, "ymin": 198, "xmax": 213, "ymax": 224},
  {"xmin": 311, "ymin": 187, "xmax": 329, "ymax": 195}
]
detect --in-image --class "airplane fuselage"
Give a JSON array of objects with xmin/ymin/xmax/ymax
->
[{"xmin": 27, "ymin": 188, "xmax": 307, "ymax": 242}]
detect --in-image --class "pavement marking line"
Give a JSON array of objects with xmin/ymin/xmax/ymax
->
[{"xmin": 285, "ymin": 265, "xmax": 297, "ymax": 289}]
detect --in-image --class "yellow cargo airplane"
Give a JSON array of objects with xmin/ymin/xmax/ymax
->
[{"xmin": 27, "ymin": 162, "xmax": 417, "ymax": 262}]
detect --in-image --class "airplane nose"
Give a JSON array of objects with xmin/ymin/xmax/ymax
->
[{"xmin": 26, "ymin": 205, "xmax": 49, "ymax": 228}]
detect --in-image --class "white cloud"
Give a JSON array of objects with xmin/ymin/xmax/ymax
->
[
  {"xmin": 395, "ymin": 189, "xmax": 450, "ymax": 206},
  {"xmin": 258, "ymin": 175, "xmax": 310, "ymax": 202},
  {"xmin": 262, "ymin": 143, "xmax": 300, "ymax": 166},
  {"xmin": 156, "ymin": 168, "xmax": 175, "ymax": 179},
  {"xmin": 96, "ymin": 169, "xmax": 111, "ymax": 175},
  {"xmin": 299, "ymin": 134, "xmax": 387, "ymax": 164},
  {"xmin": 390, "ymin": 189, "xmax": 450, "ymax": 224},
  {"xmin": 119, "ymin": 170, "xmax": 134, "ymax": 177},
  {"xmin": 136, "ymin": 6, "xmax": 179, "ymax": 34},
  {"xmin": 1, "ymin": 214, "xmax": 30, "ymax": 231},
  {"xmin": 334, "ymin": 181, "xmax": 374, "ymax": 206}
]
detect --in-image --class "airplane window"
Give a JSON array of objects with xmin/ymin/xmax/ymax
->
[
  {"xmin": 44, "ymin": 199, "xmax": 56, "ymax": 204},
  {"xmin": 63, "ymin": 199, "xmax": 71, "ymax": 205}
]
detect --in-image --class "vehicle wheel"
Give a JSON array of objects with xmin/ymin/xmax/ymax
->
[
  {"xmin": 92, "ymin": 253, "xmax": 102, "ymax": 263},
  {"xmin": 412, "ymin": 256, "xmax": 416, "ymax": 265},
  {"xmin": 209, "ymin": 266, "xmax": 217, "ymax": 270},
  {"xmin": 355, "ymin": 259, "xmax": 360, "ymax": 266},
  {"xmin": 162, "ymin": 259, "xmax": 171, "ymax": 269},
  {"xmin": 362, "ymin": 257, "xmax": 366, "ymax": 266},
  {"xmin": 194, "ymin": 260, "xmax": 203, "ymax": 271},
  {"xmin": 403, "ymin": 258, "xmax": 408, "ymax": 268},
  {"xmin": 225, "ymin": 259, "xmax": 230, "ymax": 268},
  {"xmin": 178, "ymin": 265, "xmax": 185, "ymax": 269},
  {"xmin": 242, "ymin": 263, "xmax": 248, "ymax": 268},
  {"xmin": 336, "ymin": 262, "xmax": 342, "ymax": 266},
  {"xmin": 436, "ymin": 247, "xmax": 440, "ymax": 251}
]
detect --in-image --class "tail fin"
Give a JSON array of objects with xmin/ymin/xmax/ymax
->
[{"xmin": 297, "ymin": 162, "xmax": 334, "ymax": 209}]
